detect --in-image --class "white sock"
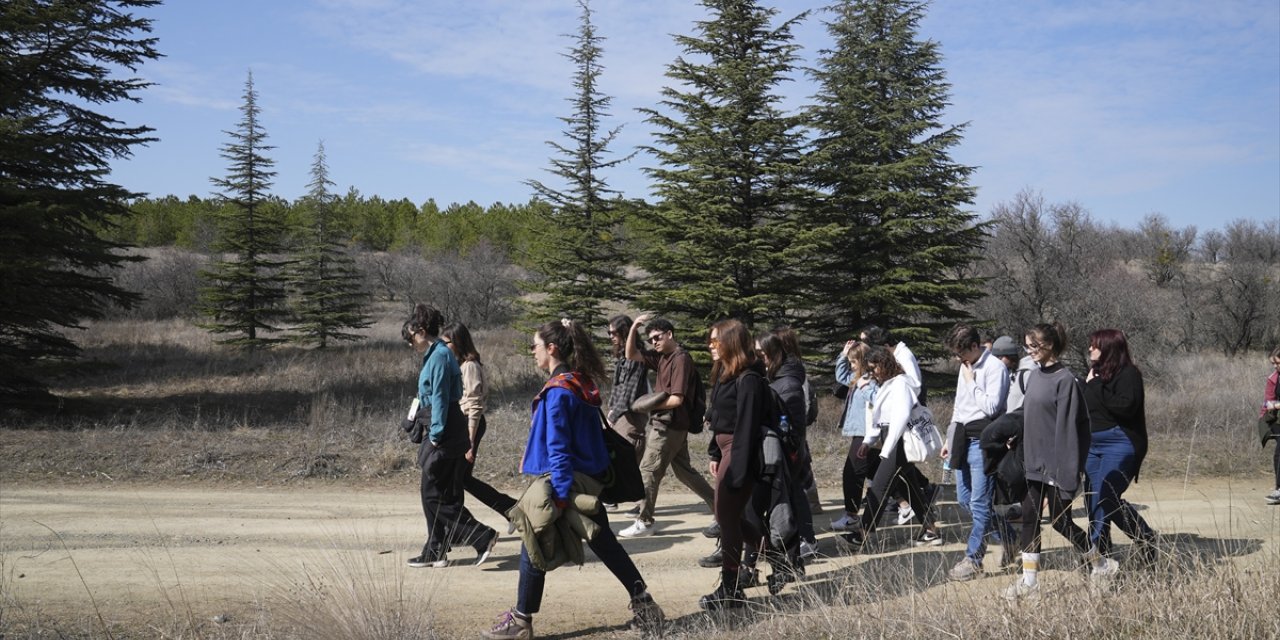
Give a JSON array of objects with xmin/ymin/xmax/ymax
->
[{"xmin": 1021, "ymin": 552, "xmax": 1040, "ymax": 586}]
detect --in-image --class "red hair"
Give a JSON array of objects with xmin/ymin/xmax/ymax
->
[{"xmin": 1089, "ymin": 328, "xmax": 1136, "ymax": 381}]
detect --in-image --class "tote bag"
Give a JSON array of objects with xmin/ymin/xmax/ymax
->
[
  {"xmin": 902, "ymin": 404, "xmax": 943, "ymax": 463},
  {"xmin": 597, "ymin": 418, "xmax": 645, "ymax": 504}
]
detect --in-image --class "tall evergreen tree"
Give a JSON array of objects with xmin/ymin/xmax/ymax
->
[
  {"xmin": 286, "ymin": 141, "xmax": 370, "ymax": 347},
  {"xmin": 805, "ymin": 0, "xmax": 985, "ymax": 355},
  {"xmin": 637, "ymin": 0, "xmax": 818, "ymax": 332},
  {"xmin": 0, "ymin": 0, "xmax": 160, "ymax": 401},
  {"xmin": 199, "ymin": 71, "xmax": 290, "ymax": 347},
  {"xmin": 524, "ymin": 0, "xmax": 633, "ymax": 330}
]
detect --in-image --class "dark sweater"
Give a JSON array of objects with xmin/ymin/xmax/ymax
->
[
  {"xmin": 1022, "ymin": 362, "xmax": 1090, "ymax": 494},
  {"xmin": 1083, "ymin": 364, "xmax": 1148, "ymax": 481},
  {"xmin": 706, "ymin": 360, "xmax": 768, "ymax": 490}
]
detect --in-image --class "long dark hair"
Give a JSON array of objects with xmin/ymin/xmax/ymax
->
[
  {"xmin": 538, "ymin": 318, "xmax": 605, "ymax": 383},
  {"xmin": 1089, "ymin": 328, "xmax": 1136, "ymax": 382},
  {"xmin": 771, "ymin": 325, "xmax": 802, "ymax": 359},
  {"xmin": 709, "ymin": 319, "xmax": 755, "ymax": 385},
  {"xmin": 609, "ymin": 314, "xmax": 633, "ymax": 358},
  {"xmin": 867, "ymin": 345, "xmax": 905, "ymax": 384},
  {"xmin": 757, "ymin": 332, "xmax": 787, "ymax": 379},
  {"xmin": 442, "ymin": 322, "xmax": 481, "ymax": 364}
]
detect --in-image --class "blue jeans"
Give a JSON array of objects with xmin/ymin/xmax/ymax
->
[
  {"xmin": 1085, "ymin": 426, "xmax": 1154, "ymax": 551},
  {"xmin": 954, "ymin": 438, "xmax": 1014, "ymax": 562},
  {"xmin": 516, "ymin": 507, "xmax": 646, "ymax": 615}
]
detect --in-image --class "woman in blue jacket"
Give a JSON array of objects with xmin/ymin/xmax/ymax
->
[{"xmin": 482, "ymin": 319, "xmax": 663, "ymax": 640}]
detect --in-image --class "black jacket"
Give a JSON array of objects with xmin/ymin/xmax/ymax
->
[{"xmin": 707, "ymin": 361, "xmax": 768, "ymax": 490}]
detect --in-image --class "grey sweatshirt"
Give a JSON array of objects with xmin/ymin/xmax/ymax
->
[{"xmin": 1021, "ymin": 362, "xmax": 1091, "ymax": 494}]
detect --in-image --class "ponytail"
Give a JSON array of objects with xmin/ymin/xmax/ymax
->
[
  {"xmin": 1027, "ymin": 321, "xmax": 1069, "ymax": 359},
  {"xmin": 538, "ymin": 318, "xmax": 606, "ymax": 383}
]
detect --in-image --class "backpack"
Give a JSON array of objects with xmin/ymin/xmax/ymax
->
[
  {"xmin": 686, "ymin": 373, "xmax": 708, "ymax": 434},
  {"xmin": 802, "ymin": 378, "xmax": 818, "ymax": 427}
]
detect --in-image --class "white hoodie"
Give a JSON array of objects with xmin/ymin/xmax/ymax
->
[{"xmin": 865, "ymin": 374, "xmax": 917, "ymax": 459}]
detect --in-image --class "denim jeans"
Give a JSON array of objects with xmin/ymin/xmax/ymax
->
[
  {"xmin": 1085, "ymin": 426, "xmax": 1154, "ymax": 551},
  {"xmin": 954, "ymin": 438, "xmax": 1015, "ymax": 562},
  {"xmin": 515, "ymin": 506, "xmax": 646, "ymax": 615}
]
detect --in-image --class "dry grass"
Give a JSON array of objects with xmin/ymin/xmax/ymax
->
[{"xmin": 1, "ymin": 318, "xmax": 1276, "ymax": 638}]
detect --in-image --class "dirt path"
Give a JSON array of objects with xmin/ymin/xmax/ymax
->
[{"xmin": 2, "ymin": 477, "xmax": 1277, "ymax": 638}]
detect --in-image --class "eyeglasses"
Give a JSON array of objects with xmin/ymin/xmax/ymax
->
[
  {"xmin": 708, "ymin": 337, "xmax": 720, "ymax": 348},
  {"xmin": 647, "ymin": 333, "xmax": 666, "ymax": 345},
  {"xmin": 530, "ymin": 342, "xmax": 542, "ymax": 352},
  {"xmin": 1024, "ymin": 342, "xmax": 1043, "ymax": 353}
]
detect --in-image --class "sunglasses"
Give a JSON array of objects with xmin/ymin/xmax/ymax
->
[
  {"xmin": 647, "ymin": 333, "xmax": 666, "ymax": 345},
  {"xmin": 708, "ymin": 337, "xmax": 720, "ymax": 347}
]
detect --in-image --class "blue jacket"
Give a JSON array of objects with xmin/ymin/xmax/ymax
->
[
  {"xmin": 835, "ymin": 351, "xmax": 878, "ymax": 437},
  {"xmin": 417, "ymin": 339, "xmax": 465, "ymax": 447},
  {"xmin": 522, "ymin": 366, "xmax": 609, "ymax": 501}
]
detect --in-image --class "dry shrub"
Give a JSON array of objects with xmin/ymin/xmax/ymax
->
[{"xmin": 260, "ymin": 541, "xmax": 441, "ymax": 640}]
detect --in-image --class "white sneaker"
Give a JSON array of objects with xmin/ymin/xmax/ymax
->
[
  {"xmin": 799, "ymin": 539, "xmax": 820, "ymax": 559},
  {"xmin": 830, "ymin": 513, "xmax": 858, "ymax": 531},
  {"xmin": 619, "ymin": 520, "xmax": 654, "ymax": 538},
  {"xmin": 1091, "ymin": 557, "xmax": 1120, "ymax": 578},
  {"xmin": 1266, "ymin": 489, "xmax": 1280, "ymax": 505},
  {"xmin": 896, "ymin": 505, "xmax": 916, "ymax": 526}
]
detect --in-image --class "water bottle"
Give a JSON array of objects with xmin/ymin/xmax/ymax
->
[{"xmin": 778, "ymin": 415, "xmax": 791, "ymax": 435}]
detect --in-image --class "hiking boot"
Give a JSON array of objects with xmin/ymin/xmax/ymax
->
[
  {"xmin": 481, "ymin": 609, "xmax": 532, "ymax": 640},
  {"xmin": 698, "ymin": 548, "xmax": 723, "ymax": 568},
  {"xmin": 619, "ymin": 520, "xmax": 654, "ymax": 538},
  {"xmin": 474, "ymin": 527, "xmax": 499, "ymax": 566},
  {"xmin": 699, "ymin": 570, "xmax": 747, "ymax": 611},
  {"xmin": 1001, "ymin": 579, "xmax": 1041, "ymax": 601},
  {"xmin": 737, "ymin": 564, "xmax": 760, "ymax": 589},
  {"xmin": 948, "ymin": 557, "xmax": 982, "ymax": 582},
  {"xmin": 702, "ymin": 520, "xmax": 721, "ymax": 539},
  {"xmin": 627, "ymin": 593, "xmax": 665, "ymax": 634}
]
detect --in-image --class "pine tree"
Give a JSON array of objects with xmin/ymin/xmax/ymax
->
[
  {"xmin": 805, "ymin": 0, "xmax": 985, "ymax": 355},
  {"xmin": 524, "ymin": 0, "xmax": 633, "ymax": 330},
  {"xmin": 199, "ymin": 71, "xmax": 290, "ymax": 347},
  {"xmin": 286, "ymin": 141, "xmax": 370, "ymax": 347},
  {"xmin": 637, "ymin": 0, "xmax": 818, "ymax": 332},
  {"xmin": 0, "ymin": 0, "xmax": 160, "ymax": 401}
]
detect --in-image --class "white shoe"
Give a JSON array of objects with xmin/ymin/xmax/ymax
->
[
  {"xmin": 799, "ymin": 539, "xmax": 820, "ymax": 559},
  {"xmin": 896, "ymin": 505, "xmax": 916, "ymax": 526},
  {"xmin": 1091, "ymin": 557, "xmax": 1120, "ymax": 578},
  {"xmin": 830, "ymin": 513, "xmax": 858, "ymax": 531},
  {"xmin": 619, "ymin": 520, "xmax": 654, "ymax": 538}
]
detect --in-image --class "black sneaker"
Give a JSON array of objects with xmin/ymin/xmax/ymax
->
[
  {"xmin": 474, "ymin": 528, "xmax": 499, "ymax": 566},
  {"xmin": 841, "ymin": 530, "xmax": 866, "ymax": 548},
  {"xmin": 698, "ymin": 548, "xmax": 723, "ymax": 568},
  {"xmin": 702, "ymin": 520, "xmax": 721, "ymax": 539},
  {"xmin": 911, "ymin": 529, "xmax": 943, "ymax": 547},
  {"xmin": 408, "ymin": 552, "xmax": 448, "ymax": 568}
]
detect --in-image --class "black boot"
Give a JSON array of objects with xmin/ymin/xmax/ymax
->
[{"xmin": 699, "ymin": 569, "xmax": 746, "ymax": 611}]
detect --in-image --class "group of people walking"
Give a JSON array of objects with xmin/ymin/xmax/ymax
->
[{"xmin": 399, "ymin": 302, "xmax": 1276, "ymax": 638}]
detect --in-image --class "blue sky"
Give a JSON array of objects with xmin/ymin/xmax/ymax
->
[{"xmin": 106, "ymin": 0, "xmax": 1280, "ymax": 230}]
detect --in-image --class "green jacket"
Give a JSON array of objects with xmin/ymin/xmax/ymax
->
[{"xmin": 509, "ymin": 472, "xmax": 604, "ymax": 572}]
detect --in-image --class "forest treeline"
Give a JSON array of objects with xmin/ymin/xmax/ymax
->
[{"xmin": 103, "ymin": 187, "xmax": 1280, "ymax": 362}]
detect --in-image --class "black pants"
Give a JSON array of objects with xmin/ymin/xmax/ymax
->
[
  {"xmin": 462, "ymin": 416, "xmax": 518, "ymax": 516},
  {"xmin": 421, "ymin": 443, "xmax": 492, "ymax": 558},
  {"xmin": 1017, "ymin": 479, "xmax": 1090, "ymax": 554},
  {"xmin": 842, "ymin": 436, "xmax": 876, "ymax": 514},
  {"xmin": 859, "ymin": 445, "xmax": 931, "ymax": 535}
]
